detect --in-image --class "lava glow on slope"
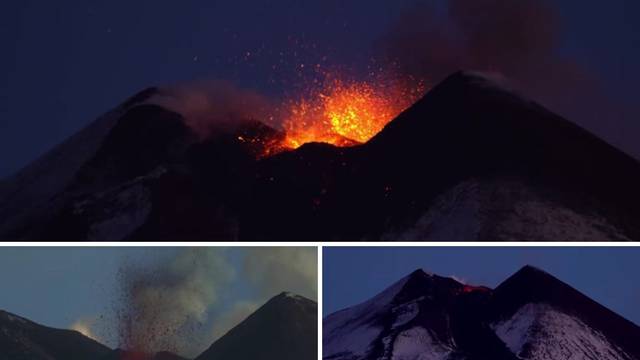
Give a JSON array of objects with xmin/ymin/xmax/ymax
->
[{"xmin": 278, "ymin": 71, "xmax": 426, "ymax": 150}]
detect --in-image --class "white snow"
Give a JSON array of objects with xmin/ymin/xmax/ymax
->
[
  {"xmin": 492, "ymin": 303, "xmax": 631, "ymax": 360},
  {"xmin": 390, "ymin": 327, "xmax": 452, "ymax": 360},
  {"xmin": 385, "ymin": 178, "xmax": 629, "ymax": 241},
  {"xmin": 385, "ymin": 180, "xmax": 482, "ymax": 241},
  {"xmin": 84, "ymin": 182, "xmax": 152, "ymax": 241}
]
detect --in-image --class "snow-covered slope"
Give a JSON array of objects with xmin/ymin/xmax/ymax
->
[
  {"xmin": 323, "ymin": 267, "xmax": 640, "ymax": 360},
  {"xmin": 492, "ymin": 303, "xmax": 632, "ymax": 360},
  {"xmin": 324, "ymin": 270, "xmax": 462, "ymax": 360}
]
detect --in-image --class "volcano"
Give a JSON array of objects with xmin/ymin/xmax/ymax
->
[
  {"xmin": 324, "ymin": 267, "xmax": 640, "ymax": 360},
  {"xmin": 196, "ymin": 292, "xmax": 317, "ymax": 360},
  {"xmin": 0, "ymin": 310, "xmax": 111, "ymax": 360},
  {"xmin": 2, "ymin": 71, "xmax": 640, "ymax": 240},
  {"xmin": 0, "ymin": 293, "xmax": 317, "ymax": 360}
]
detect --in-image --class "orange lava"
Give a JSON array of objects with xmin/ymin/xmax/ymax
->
[{"xmin": 279, "ymin": 71, "xmax": 425, "ymax": 149}]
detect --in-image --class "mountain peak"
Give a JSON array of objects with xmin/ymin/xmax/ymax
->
[
  {"xmin": 270, "ymin": 292, "xmax": 314, "ymax": 306},
  {"xmin": 407, "ymin": 268, "xmax": 433, "ymax": 278}
]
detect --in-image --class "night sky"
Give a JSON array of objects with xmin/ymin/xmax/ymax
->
[
  {"xmin": 2, "ymin": 0, "xmax": 640, "ymax": 177},
  {"xmin": 323, "ymin": 247, "xmax": 640, "ymax": 326}
]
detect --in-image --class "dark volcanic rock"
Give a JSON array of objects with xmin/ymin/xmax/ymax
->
[
  {"xmin": 2, "ymin": 71, "xmax": 640, "ymax": 240},
  {"xmin": 101, "ymin": 349, "xmax": 188, "ymax": 360},
  {"xmin": 0, "ymin": 310, "xmax": 111, "ymax": 360},
  {"xmin": 324, "ymin": 266, "xmax": 640, "ymax": 360}
]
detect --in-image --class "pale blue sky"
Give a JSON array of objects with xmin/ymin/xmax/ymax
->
[{"xmin": 324, "ymin": 247, "xmax": 640, "ymax": 326}]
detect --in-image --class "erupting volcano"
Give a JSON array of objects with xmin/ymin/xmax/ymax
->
[{"xmin": 279, "ymin": 70, "xmax": 426, "ymax": 149}]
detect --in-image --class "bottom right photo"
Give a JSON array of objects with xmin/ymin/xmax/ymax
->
[{"xmin": 323, "ymin": 247, "xmax": 640, "ymax": 360}]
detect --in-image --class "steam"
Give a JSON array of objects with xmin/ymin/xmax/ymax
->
[
  {"xmin": 450, "ymin": 275, "xmax": 467, "ymax": 285},
  {"xmin": 110, "ymin": 247, "xmax": 316, "ymax": 358},
  {"xmin": 150, "ymin": 80, "xmax": 274, "ymax": 139},
  {"xmin": 70, "ymin": 317, "xmax": 100, "ymax": 342}
]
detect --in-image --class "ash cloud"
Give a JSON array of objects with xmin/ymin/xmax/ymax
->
[
  {"xmin": 70, "ymin": 317, "xmax": 101, "ymax": 342},
  {"xmin": 379, "ymin": 0, "xmax": 640, "ymax": 158},
  {"xmin": 109, "ymin": 247, "xmax": 316, "ymax": 358}
]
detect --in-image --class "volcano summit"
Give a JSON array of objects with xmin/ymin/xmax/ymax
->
[
  {"xmin": 324, "ymin": 266, "xmax": 640, "ymax": 360},
  {"xmin": 1, "ymin": 72, "xmax": 639, "ymax": 240}
]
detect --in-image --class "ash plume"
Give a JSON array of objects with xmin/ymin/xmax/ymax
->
[
  {"xmin": 379, "ymin": 0, "xmax": 640, "ymax": 158},
  {"xmin": 116, "ymin": 248, "xmax": 234, "ymax": 356}
]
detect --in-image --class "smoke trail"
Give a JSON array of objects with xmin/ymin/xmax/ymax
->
[{"xmin": 379, "ymin": 0, "xmax": 640, "ymax": 158}]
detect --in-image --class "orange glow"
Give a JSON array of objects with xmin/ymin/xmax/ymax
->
[{"xmin": 279, "ymin": 71, "xmax": 425, "ymax": 150}]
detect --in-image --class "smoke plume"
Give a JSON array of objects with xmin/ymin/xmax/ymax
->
[
  {"xmin": 379, "ymin": 0, "xmax": 639, "ymax": 158},
  {"xmin": 112, "ymin": 247, "xmax": 317, "ymax": 358},
  {"xmin": 70, "ymin": 317, "xmax": 100, "ymax": 342}
]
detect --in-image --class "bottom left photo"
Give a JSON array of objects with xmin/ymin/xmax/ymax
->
[{"xmin": 0, "ymin": 246, "xmax": 317, "ymax": 360}]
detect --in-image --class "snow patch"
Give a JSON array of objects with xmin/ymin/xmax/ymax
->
[
  {"xmin": 492, "ymin": 303, "xmax": 631, "ymax": 360},
  {"xmin": 391, "ymin": 327, "xmax": 452, "ymax": 360},
  {"xmin": 324, "ymin": 275, "xmax": 412, "ymax": 358},
  {"xmin": 386, "ymin": 178, "xmax": 629, "ymax": 241}
]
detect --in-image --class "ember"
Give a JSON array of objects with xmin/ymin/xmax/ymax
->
[{"xmin": 278, "ymin": 70, "xmax": 425, "ymax": 150}]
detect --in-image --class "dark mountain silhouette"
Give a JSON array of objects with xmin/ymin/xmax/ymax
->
[
  {"xmin": 2, "ymin": 71, "xmax": 639, "ymax": 240},
  {"xmin": 324, "ymin": 266, "xmax": 640, "ymax": 360},
  {"xmin": 196, "ymin": 292, "xmax": 317, "ymax": 360},
  {"xmin": 0, "ymin": 310, "xmax": 111, "ymax": 360}
]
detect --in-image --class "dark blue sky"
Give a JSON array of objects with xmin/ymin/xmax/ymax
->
[
  {"xmin": 0, "ymin": 247, "xmax": 316, "ymax": 356},
  {"xmin": 323, "ymin": 247, "xmax": 640, "ymax": 326},
  {"xmin": 2, "ymin": 1, "xmax": 639, "ymax": 177}
]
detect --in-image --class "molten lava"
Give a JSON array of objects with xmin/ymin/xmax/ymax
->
[{"xmin": 279, "ymin": 71, "xmax": 425, "ymax": 149}]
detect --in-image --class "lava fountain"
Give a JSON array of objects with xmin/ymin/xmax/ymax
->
[{"xmin": 277, "ymin": 69, "xmax": 426, "ymax": 150}]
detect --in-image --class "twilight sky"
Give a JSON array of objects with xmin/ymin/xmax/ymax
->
[
  {"xmin": 323, "ymin": 247, "xmax": 640, "ymax": 326},
  {"xmin": 2, "ymin": 0, "xmax": 640, "ymax": 177},
  {"xmin": 0, "ymin": 247, "xmax": 317, "ymax": 357}
]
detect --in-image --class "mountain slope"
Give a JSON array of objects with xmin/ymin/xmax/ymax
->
[
  {"xmin": 323, "ymin": 266, "xmax": 640, "ymax": 360},
  {"xmin": 244, "ymin": 71, "xmax": 640, "ymax": 240},
  {"xmin": 488, "ymin": 265, "xmax": 640, "ymax": 360},
  {"xmin": 3, "ymin": 71, "xmax": 640, "ymax": 240},
  {"xmin": 0, "ymin": 310, "xmax": 111, "ymax": 360},
  {"xmin": 196, "ymin": 292, "xmax": 317, "ymax": 360}
]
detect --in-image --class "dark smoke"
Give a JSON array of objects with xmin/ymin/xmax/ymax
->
[{"xmin": 379, "ymin": 0, "xmax": 640, "ymax": 159}]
